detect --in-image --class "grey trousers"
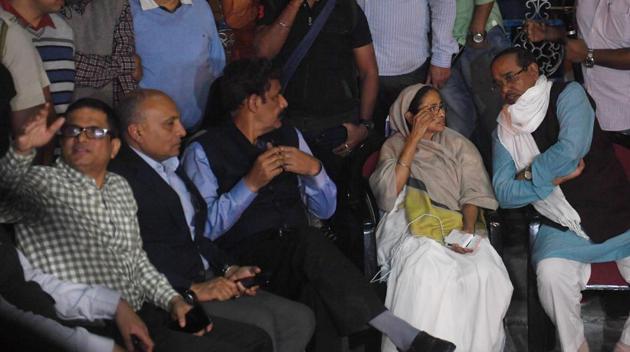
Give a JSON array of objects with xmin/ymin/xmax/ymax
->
[{"xmin": 200, "ymin": 290, "xmax": 315, "ymax": 352}]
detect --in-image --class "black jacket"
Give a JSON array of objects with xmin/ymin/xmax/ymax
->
[{"xmin": 109, "ymin": 145, "xmax": 235, "ymax": 292}]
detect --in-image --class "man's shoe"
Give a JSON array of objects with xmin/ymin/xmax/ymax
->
[{"xmin": 404, "ymin": 331, "xmax": 456, "ymax": 352}]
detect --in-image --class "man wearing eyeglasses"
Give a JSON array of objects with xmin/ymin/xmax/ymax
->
[
  {"xmin": 0, "ymin": 98, "xmax": 273, "ymax": 352},
  {"xmin": 490, "ymin": 47, "xmax": 630, "ymax": 352}
]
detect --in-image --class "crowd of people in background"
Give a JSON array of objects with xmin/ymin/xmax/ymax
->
[{"xmin": 1, "ymin": 0, "xmax": 629, "ymax": 351}]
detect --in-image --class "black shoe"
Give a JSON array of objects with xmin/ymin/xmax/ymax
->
[{"xmin": 403, "ymin": 331, "xmax": 456, "ymax": 352}]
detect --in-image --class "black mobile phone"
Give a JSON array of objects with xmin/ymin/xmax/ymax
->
[
  {"xmin": 169, "ymin": 304, "xmax": 212, "ymax": 333},
  {"xmin": 237, "ymin": 271, "xmax": 272, "ymax": 289}
]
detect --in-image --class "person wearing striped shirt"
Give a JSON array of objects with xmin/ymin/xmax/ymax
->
[
  {"xmin": 357, "ymin": 0, "xmax": 459, "ymax": 137},
  {"xmin": 1, "ymin": 0, "xmax": 75, "ymax": 115}
]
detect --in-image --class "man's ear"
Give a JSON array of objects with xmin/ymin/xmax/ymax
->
[
  {"xmin": 246, "ymin": 94, "xmax": 260, "ymax": 113},
  {"xmin": 527, "ymin": 62, "xmax": 540, "ymax": 75},
  {"xmin": 110, "ymin": 137, "xmax": 121, "ymax": 159},
  {"xmin": 127, "ymin": 124, "xmax": 141, "ymax": 143}
]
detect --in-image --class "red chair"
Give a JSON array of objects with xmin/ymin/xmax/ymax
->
[{"xmin": 585, "ymin": 143, "xmax": 630, "ymax": 291}]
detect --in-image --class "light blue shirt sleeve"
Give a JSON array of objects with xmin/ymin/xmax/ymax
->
[
  {"xmin": 428, "ymin": 0, "xmax": 458, "ymax": 68},
  {"xmin": 492, "ymin": 82, "xmax": 595, "ymax": 208},
  {"xmin": 19, "ymin": 251, "xmax": 120, "ymax": 321},
  {"xmin": 295, "ymin": 129, "xmax": 337, "ymax": 219},
  {"xmin": 182, "ymin": 142, "xmax": 257, "ymax": 240}
]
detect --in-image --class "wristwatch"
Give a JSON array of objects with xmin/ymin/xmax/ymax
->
[
  {"xmin": 472, "ymin": 31, "xmax": 486, "ymax": 44},
  {"xmin": 358, "ymin": 119, "xmax": 374, "ymax": 131},
  {"xmin": 585, "ymin": 48, "xmax": 595, "ymax": 68},
  {"xmin": 523, "ymin": 166, "xmax": 533, "ymax": 181},
  {"xmin": 182, "ymin": 289, "xmax": 197, "ymax": 305}
]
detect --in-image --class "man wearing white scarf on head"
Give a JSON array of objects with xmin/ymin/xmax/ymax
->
[{"xmin": 490, "ymin": 47, "xmax": 630, "ymax": 352}]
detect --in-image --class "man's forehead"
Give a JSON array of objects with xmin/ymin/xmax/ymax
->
[{"xmin": 493, "ymin": 54, "xmax": 520, "ymax": 74}]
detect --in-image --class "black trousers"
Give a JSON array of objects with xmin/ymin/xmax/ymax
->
[
  {"xmin": 230, "ymin": 226, "xmax": 386, "ymax": 352},
  {"xmin": 85, "ymin": 303, "xmax": 273, "ymax": 352}
]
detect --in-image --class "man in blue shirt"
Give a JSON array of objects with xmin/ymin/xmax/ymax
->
[
  {"xmin": 183, "ymin": 58, "xmax": 456, "ymax": 352},
  {"xmin": 130, "ymin": 0, "xmax": 226, "ymax": 131}
]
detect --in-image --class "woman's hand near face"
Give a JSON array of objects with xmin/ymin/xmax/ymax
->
[{"xmin": 408, "ymin": 109, "xmax": 434, "ymax": 143}]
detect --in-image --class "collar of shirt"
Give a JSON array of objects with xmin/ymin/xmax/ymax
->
[
  {"xmin": 130, "ymin": 146, "xmax": 180, "ymax": 181},
  {"xmin": 0, "ymin": 0, "xmax": 55, "ymax": 30},
  {"xmin": 138, "ymin": 0, "xmax": 192, "ymax": 12}
]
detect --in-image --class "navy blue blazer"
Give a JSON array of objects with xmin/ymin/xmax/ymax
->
[{"xmin": 109, "ymin": 145, "xmax": 235, "ymax": 292}]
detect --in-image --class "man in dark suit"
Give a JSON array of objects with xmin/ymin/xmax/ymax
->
[{"xmin": 109, "ymin": 89, "xmax": 314, "ymax": 352}]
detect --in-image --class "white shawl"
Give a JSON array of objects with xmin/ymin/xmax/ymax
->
[{"xmin": 497, "ymin": 76, "xmax": 588, "ymax": 239}]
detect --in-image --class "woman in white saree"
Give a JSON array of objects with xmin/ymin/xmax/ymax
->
[{"xmin": 369, "ymin": 84, "xmax": 513, "ymax": 352}]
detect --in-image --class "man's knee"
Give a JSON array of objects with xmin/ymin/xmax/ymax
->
[
  {"xmin": 288, "ymin": 301, "xmax": 316, "ymax": 339},
  {"xmin": 536, "ymin": 258, "xmax": 587, "ymax": 292}
]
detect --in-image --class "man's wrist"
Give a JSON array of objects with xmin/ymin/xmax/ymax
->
[
  {"xmin": 585, "ymin": 48, "xmax": 595, "ymax": 68},
  {"xmin": 353, "ymin": 119, "xmax": 374, "ymax": 134},
  {"xmin": 222, "ymin": 264, "xmax": 238, "ymax": 277},
  {"xmin": 11, "ymin": 141, "xmax": 34, "ymax": 156}
]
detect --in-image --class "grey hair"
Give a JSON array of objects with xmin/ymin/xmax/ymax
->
[{"xmin": 115, "ymin": 89, "xmax": 169, "ymax": 137}]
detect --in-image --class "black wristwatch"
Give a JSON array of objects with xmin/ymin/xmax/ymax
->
[{"xmin": 182, "ymin": 289, "xmax": 197, "ymax": 305}]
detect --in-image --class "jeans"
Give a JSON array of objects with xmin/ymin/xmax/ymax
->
[{"xmin": 441, "ymin": 26, "xmax": 510, "ymax": 139}]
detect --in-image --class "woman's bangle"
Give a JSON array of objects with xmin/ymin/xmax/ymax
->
[{"xmin": 397, "ymin": 159, "xmax": 411, "ymax": 169}]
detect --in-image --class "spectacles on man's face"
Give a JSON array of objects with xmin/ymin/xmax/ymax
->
[
  {"xmin": 492, "ymin": 67, "xmax": 527, "ymax": 91},
  {"xmin": 420, "ymin": 102, "xmax": 447, "ymax": 114},
  {"xmin": 58, "ymin": 124, "xmax": 112, "ymax": 139}
]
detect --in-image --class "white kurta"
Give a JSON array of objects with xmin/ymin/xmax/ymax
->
[{"xmin": 380, "ymin": 233, "xmax": 513, "ymax": 352}]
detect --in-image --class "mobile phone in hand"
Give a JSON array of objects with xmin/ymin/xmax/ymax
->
[
  {"xmin": 169, "ymin": 304, "xmax": 212, "ymax": 333},
  {"xmin": 236, "ymin": 271, "xmax": 272, "ymax": 289}
]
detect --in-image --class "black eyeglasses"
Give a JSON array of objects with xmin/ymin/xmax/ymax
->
[
  {"xmin": 420, "ymin": 102, "xmax": 447, "ymax": 114},
  {"xmin": 492, "ymin": 67, "xmax": 527, "ymax": 91},
  {"xmin": 58, "ymin": 124, "xmax": 112, "ymax": 139}
]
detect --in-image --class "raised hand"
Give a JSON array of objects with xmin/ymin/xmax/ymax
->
[
  {"xmin": 524, "ymin": 20, "xmax": 547, "ymax": 42},
  {"xmin": 408, "ymin": 108, "xmax": 435, "ymax": 143},
  {"xmin": 14, "ymin": 103, "xmax": 64, "ymax": 155},
  {"xmin": 244, "ymin": 144, "xmax": 284, "ymax": 192}
]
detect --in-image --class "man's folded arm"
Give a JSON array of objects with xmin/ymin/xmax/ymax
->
[{"xmin": 530, "ymin": 83, "xmax": 593, "ymax": 189}]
